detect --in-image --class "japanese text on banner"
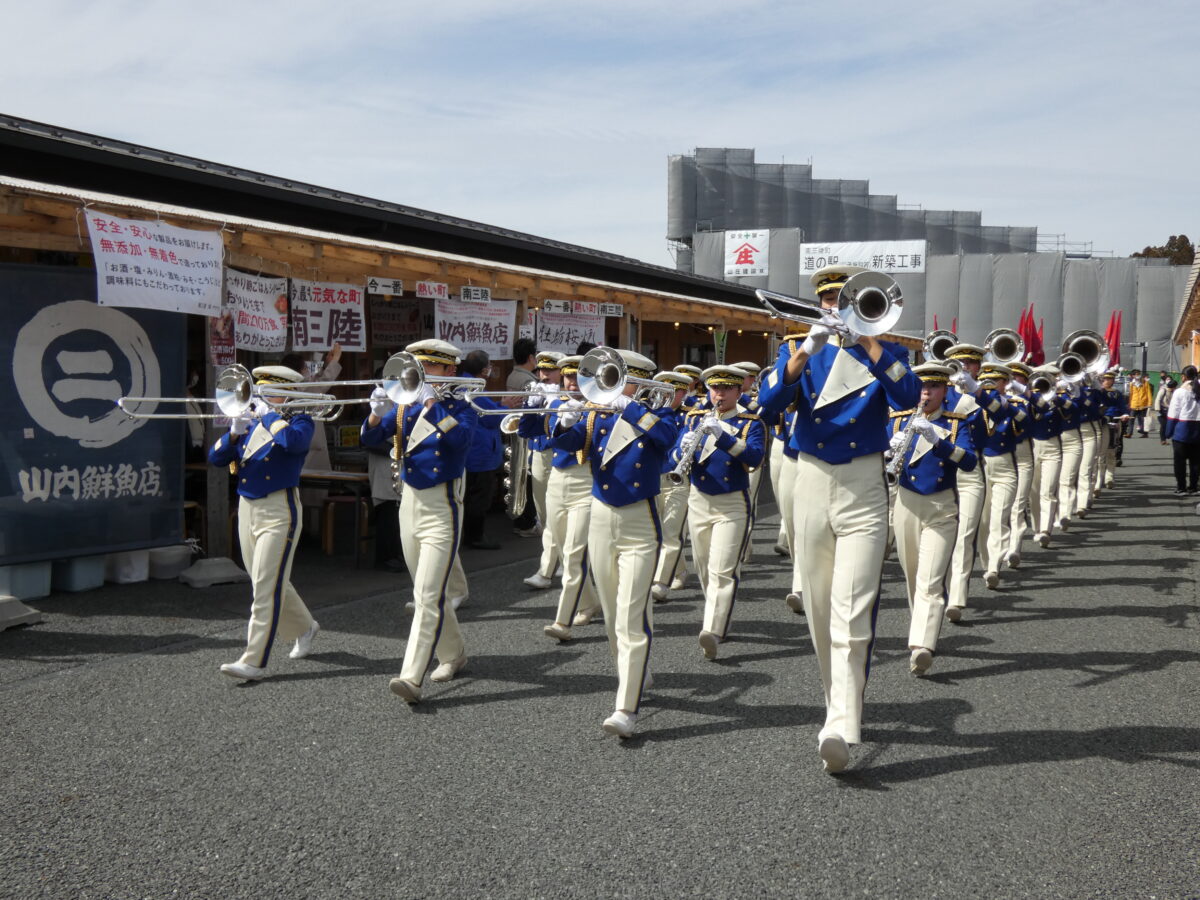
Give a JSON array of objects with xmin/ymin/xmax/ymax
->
[
  {"xmin": 536, "ymin": 309, "xmax": 604, "ymax": 355},
  {"xmin": 290, "ymin": 279, "xmax": 366, "ymax": 352},
  {"xmin": 434, "ymin": 298, "xmax": 515, "ymax": 360},
  {"xmin": 724, "ymin": 230, "xmax": 770, "ymax": 277},
  {"xmin": 86, "ymin": 212, "xmax": 223, "ymax": 315},
  {"xmin": 799, "ymin": 240, "xmax": 927, "ymax": 275},
  {"xmin": 369, "ymin": 297, "xmax": 424, "ymax": 348},
  {"xmin": 226, "ymin": 270, "xmax": 288, "ymax": 353}
]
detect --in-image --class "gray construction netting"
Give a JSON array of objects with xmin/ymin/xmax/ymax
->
[{"xmin": 689, "ymin": 234, "xmax": 1190, "ymax": 371}]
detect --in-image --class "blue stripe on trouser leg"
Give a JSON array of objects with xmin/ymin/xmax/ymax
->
[
  {"xmin": 629, "ymin": 498, "xmax": 662, "ymax": 713},
  {"xmin": 717, "ymin": 489, "xmax": 754, "ymax": 636},
  {"xmin": 255, "ymin": 487, "xmax": 299, "ymax": 668}
]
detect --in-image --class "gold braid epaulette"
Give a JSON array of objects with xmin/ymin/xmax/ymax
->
[
  {"xmin": 890, "ymin": 408, "xmax": 914, "ymax": 419},
  {"xmin": 582, "ymin": 410, "xmax": 597, "ymax": 465},
  {"xmin": 686, "ymin": 408, "xmax": 708, "ymax": 417}
]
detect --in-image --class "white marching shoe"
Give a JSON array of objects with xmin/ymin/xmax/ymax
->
[
  {"xmin": 572, "ymin": 606, "xmax": 600, "ymax": 627},
  {"xmin": 523, "ymin": 573, "xmax": 552, "ymax": 590},
  {"xmin": 602, "ymin": 710, "xmax": 637, "ymax": 739},
  {"xmin": 669, "ymin": 572, "xmax": 688, "ymax": 591},
  {"xmin": 430, "ymin": 654, "xmax": 467, "ymax": 683},
  {"xmin": 945, "ymin": 606, "xmax": 963, "ymax": 624},
  {"xmin": 289, "ymin": 621, "xmax": 319, "ymax": 659},
  {"xmin": 984, "ymin": 570, "xmax": 1000, "ymax": 590},
  {"xmin": 909, "ymin": 648, "xmax": 933, "ymax": 675},
  {"xmin": 1034, "ymin": 532, "xmax": 1050, "ymax": 548},
  {"xmin": 818, "ymin": 734, "xmax": 850, "ymax": 774},
  {"xmin": 543, "ymin": 622, "xmax": 572, "ymax": 642},
  {"xmin": 785, "ymin": 592, "xmax": 804, "ymax": 614},
  {"xmin": 1004, "ymin": 551, "xmax": 1021, "ymax": 570},
  {"xmin": 650, "ymin": 583, "xmax": 669, "ymax": 602},
  {"xmin": 220, "ymin": 661, "xmax": 265, "ymax": 681}
]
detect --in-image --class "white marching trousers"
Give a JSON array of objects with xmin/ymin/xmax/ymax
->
[
  {"xmin": 1008, "ymin": 440, "xmax": 1034, "ymax": 557},
  {"xmin": 893, "ymin": 487, "xmax": 957, "ymax": 652},
  {"xmin": 792, "ymin": 452, "xmax": 887, "ymax": 746},
  {"xmin": 589, "ymin": 497, "xmax": 661, "ymax": 714},
  {"xmin": 653, "ymin": 475, "xmax": 690, "ymax": 587},
  {"xmin": 978, "ymin": 453, "xmax": 1018, "ymax": 574},
  {"xmin": 769, "ymin": 439, "xmax": 791, "ymax": 551},
  {"xmin": 1057, "ymin": 428, "xmax": 1083, "ymax": 526},
  {"xmin": 688, "ymin": 488, "xmax": 752, "ymax": 637},
  {"xmin": 946, "ymin": 467, "xmax": 985, "ymax": 611},
  {"xmin": 1093, "ymin": 422, "xmax": 1111, "ymax": 493},
  {"xmin": 1077, "ymin": 422, "xmax": 1099, "ymax": 513},
  {"xmin": 237, "ymin": 488, "xmax": 313, "ymax": 668},
  {"xmin": 546, "ymin": 464, "xmax": 598, "ymax": 626},
  {"xmin": 532, "ymin": 449, "xmax": 559, "ymax": 579},
  {"xmin": 1031, "ymin": 437, "xmax": 1062, "ymax": 537},
  {"xmin": 398, "ymin": 479, "xmax": 466, "ymax": 685}
]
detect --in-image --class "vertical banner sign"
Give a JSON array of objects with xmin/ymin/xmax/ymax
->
[
  {"xmin": 226, "ymin": 270, "xmax": 288, "ymax": 353},
  {"xmin": 537, "ymin": 309, "xmax": 605, "ymax": 355},
  {"xmin": 369, "ymin": 297, "xmax": 423, "ymax": 348},
  {"xmin": 289, "ymin": 279, "xmax": 366, "ymax": 352},
  {"xmin": 85, "ymin": 212, "xmax": 223, "ymax": 315},
  {"xmin": 713, "ymin": 330, "xmax": 729, "ymax": 364},
  {"xmin": 208, "ymin": 312, "xmax": 235, "ymax": 367},
  {"xmin": 724, "ymin": 230, "xmax": 770, "ymax": 277},
  {"xmin": 799, "ymin": 240, "xmax": 927, "ymax": 275},
  {"xmin": 434, "ymin": 299, "xmax": 516, "ymax": 360},
  {"xmin": 0, "ymin": 265, "xmax": 185, "ymax": 563}
]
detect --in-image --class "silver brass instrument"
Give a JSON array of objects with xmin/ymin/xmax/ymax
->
[
  {"xmin": 1029, "ymin": 372, "xmax": 1055, "ymax": 394},
  {"xmin": 1056, "ymin": 351, "xmax": 1088, "ymax": 383},
  {"xmin": 578, "ymin": 347, "xmax": 674, "ymax": 407},
  {"xmin": 754, "ymin": 271, "xmax": 904, "ymax": 337},
  {"xmin": 983, "ymin": 328, "xmax": 1025, "ymax": 365},
  {"xmin": 116, "ymin": 364, "xmax": 343, "ymax": 421},
  {"xmin": 923, "ymin": 329, "xmax": 957, "ymax": 363},
  {"xmin": 885, "ymin": 409, "xmax": 926, "ymax": 481},
  {"xmin": 668, "ymin": 412, "xmax": 717, "ymax": 485},
  {"xmin": 1061, "ymin": 329, "xmax": 1110, "ymax": 377}
]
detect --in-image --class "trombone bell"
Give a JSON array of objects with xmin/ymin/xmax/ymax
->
[
  {"xmin": 754, "ymin": 272, "xmax": 903, "ymax": 337},
  {"xmin": 983, "ymin": 328, "xmax": 1025, "ymax": 366}
]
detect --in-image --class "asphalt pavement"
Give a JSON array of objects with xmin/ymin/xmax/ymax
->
[{"xmin": 2, "ymin": 435, "xmax": 1198, "ymax": 899}]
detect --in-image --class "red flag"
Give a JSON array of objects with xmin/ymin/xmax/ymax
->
[
  {"xmin": 1018, "ymin": 306, "xmax": 1031, "ymax": 358},
  {"xmin": 952, "ymin": 317, "xmax": 957, "ymax": 335},
  {"xmin": 933, "ymin": 314, "xmax": 939, "ymax": 331},
  {"xmin": 1111, "ymin": 311, "xmax": 1122, "ymax": 367},
  {"xmin": 1028, "ymin": 315, "xmax": 1045, "ymax": 366}
]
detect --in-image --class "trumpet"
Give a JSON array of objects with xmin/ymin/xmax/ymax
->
[
  {"xmin": 1056, "ymin": 351, "xmax": 1088, "ymax": 383},
  {"xmin": 1061, "ymin": 329, "xmax": 1110, "ymax": 377},
  {"xmin": 578, "ymin": 347, "xmax": 675, "ymax": 407},
  {"xmin": 983, "ymin": 328, "xmax": 1025, "ymax": 365},
  {"xmin": 1029, "ymin": 372, "xmax": 1055, "ymax": 394},
  {"xmin": 668, "ymin": 413, "xmax": 717, "ymax": 485},
  {"xmin": 754, "ymin": 272, "xmax": 904, "ymax": 337},
  {"xmin": 116, "ymin": 364, "xmax": 343, "ymax": 421}
]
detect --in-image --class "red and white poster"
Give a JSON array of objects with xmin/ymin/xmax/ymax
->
[
  {"xmin": 724, "ymin": 229, "xmax": 770, "ymax": 278},
  {"xmin": 86, "ymin": 212, "xmax": 224, "ymax": 315},
  {"xmin": 289, "ymin": 279, "xmax": 366, "ymax": 352}
]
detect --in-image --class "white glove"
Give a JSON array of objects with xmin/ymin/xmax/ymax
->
[
  {"xmin": 369, "ymin": 386, "xmax": 393, "ymax": 418},
  {"xmin": 700, "ymin": 417, "xmax": 724, "ymax": 437},
  {"xmin": 802, "ymin": 324, "xmax": 836, "ymax": 356},
  {"xmin": 952, "ymin": 371, "xmax": 980, "ymax": 394},
  {"xmin": 247, "ymin": 398, "xmax": 267, "ymax": 419},
  {"xmin": 1067, "ymin": 382, "xmax": 1081, "ymax": 398},
  {"xmin": 611, "ymin": 394, "xmax": 631, "ymax": 411},
  {"xmin": 1008, "ymin": 381, "xmax": 1027, "ymax": 396},
  {"xmin": 230, "ymin": 415, "xmax": 252, "ymax": 436},
  {"xmin": 417, "ymin": 384, "xmax": 438, "ymax": 405},
  {"xmin": 523, "ymin": 389, "xmax": 546, "ymax": 409},
  {"xmin": 888, "ymin": 430, "xmax": 908, "ymax": 452},
  {"xmin": 912, "ymin": 417, "xmax": 940, "ymax": 441},
  {"xmin": 558, "ymin": 399, "xmax": 583, "ymax": 429}
]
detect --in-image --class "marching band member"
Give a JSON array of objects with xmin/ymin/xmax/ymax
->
[
  {"xmin": 210, "ymin": 366, "xmax": 319, "ymax": 681},
  {"xmin": 520, "ymin": 356, "xmax": 602, "ymax": 639},
  {"xmin": 522, "ymin": 351, "xmax": 565, "ymax": 589},
  {"xmin": 1004, "ymin": 362, "xmax": 1038, "ymax": 568},
  {"xmin": 549, "ymin": 350, "xmax": 678, "ymax": 739},
  {"xmin": 673, "ymin": 366, "xmax": 765, "ymax": 659},
  {"xmin": 1097, "ymin": 370, "xmax": 1129, "ymax": 490},
  {"xmin": 974, "ymin": 363, "xmax": 1026, "ymax": 589},
  {"xmin": 650, "ymin": 370, "xmax": 695, "ymax": 602},
  {"xmin": 361, "ymin": 339, "xmax": 477, "ymax": 704},
  {"xmin": 676, "ymin": 364, "xmax": 704, "ymax": 412},
  {"xmin": 1055, "ymin": 377, "xmax": 1085, "ymax": 533},
  {"xmin": 732, "ymin": 360, "xmax": 765, "ymax": 564},
  {"xmin": 758, "ymin": 264, "xmax": 921, "ymax": 774},
  {"xmin": 1028, "ymin": 364, "xmax": 1067, "ymax": 547},
  {"xmin": 887, "ymin": 363, "xmax": 976, "ymax": 675},
  {"xmin": 942, "ymin": 343, "xmax": 996, "ymax": 623},
  {"xmin": 1075, "ymin": 375, "xmax": 1102, "ymax": 518}
]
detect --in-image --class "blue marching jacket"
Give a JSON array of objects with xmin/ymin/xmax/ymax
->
[
  {"xmin": 360, "ymin": 397, "xmax": 477, "ymax": 489},
  {"xmin": 549, "ymin": 400, "xmax": 678, "ymax": 507},
  {"xmin": 518, "ymin": 395, "xmax": 585, "ymax": 470},
  {"xmin": 670, "ymin": 407, "xmax": 766, "ymax": 495},
  {"xmin": 209, "ymin": 411, "xmax": 314, "ymax": 500},
  {"xmin": 888, "ymin": 409, "xmax": 977, "ymax": 495},
  {"xmin": 757, "ymin": 336, "xmax": 922, "ymax": 464}
]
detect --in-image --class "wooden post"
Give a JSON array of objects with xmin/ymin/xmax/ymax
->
[{"xmin": 204, "ymin": 310, "xmax": 231, "ymax": 559}]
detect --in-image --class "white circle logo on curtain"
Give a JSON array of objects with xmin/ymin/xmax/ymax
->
[{"xmin": 13, "ymin": 300, "xmax": 161, "ymax": 449}]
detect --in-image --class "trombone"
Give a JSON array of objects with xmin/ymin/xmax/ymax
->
[
  {"xmin": 267, "ymin": 351, "xmax": 482, "ymax": 409},
  {"xmin": 577, "ymin": 347, "xmax": 675, "ymax": 407},
  {"xmin": 754, "ymin": 271, "xmax": 904, "ymax": 336},
  {"xmin": 116, "ymin": 364, "xmax": 343, "ymax": 421}
]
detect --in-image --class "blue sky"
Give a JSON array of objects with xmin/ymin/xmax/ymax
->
[{"xmin": 5, "ymin": 1, "xmax": 1197, "ymax": 265}]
